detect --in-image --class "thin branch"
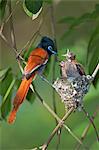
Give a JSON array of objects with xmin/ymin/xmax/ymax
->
[
  {"xmin": 82, "ymin": 107, "xmax": 99, "ymax": 141},
  {"xmin": 0, "ymin": 32, "xmax": 25, "ymax": 62},
  {"xmin": 5, "ymin": 0, "xmax": 20, "ymax": 24},
  {"xmin": 18, "ymin": 17, "xmax": 43, "ymax": 56},
  {"xmin": 0, "ymin": 22, "xmax": 5, "ymax": 34},
  {"xmin": 76, "ymin": 107, "xmax": 99, "ymax": 150},
  {"xmin": 8, "ymin": 0, "xmax": 17, "ymax": 51},
  {"xmin": 18, "ymin": 7, "xmax": 51, "ymax": 56},
  {"xmin": 92, "ymin": 63, "xmax": 99, "ymax": 78},
  {"xmin": 41, "ymin": 107, "xmax": 75, "ymax": 150}
]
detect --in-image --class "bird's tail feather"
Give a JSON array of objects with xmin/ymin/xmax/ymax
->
[{"xmin": 8, "ymin": 75, "xmax": 35, "ymax": 124}]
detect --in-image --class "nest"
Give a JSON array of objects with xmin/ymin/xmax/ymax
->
[{"xmin": 53, "ymin": 75, "xmax": 92, "ymax": 111}]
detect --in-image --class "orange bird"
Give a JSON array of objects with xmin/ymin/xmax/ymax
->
[{"xmin": 8, "ymin": 36, "xmax": 57, "ymax": 124}]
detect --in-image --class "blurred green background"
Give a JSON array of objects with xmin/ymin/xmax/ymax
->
[{"xmin": 0, "ymin": 0, "xmax": 99, "ymax": 149}]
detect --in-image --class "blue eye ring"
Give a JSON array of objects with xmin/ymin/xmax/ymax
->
[
  {"xmin": 48, "ymin": 46, "xmax": 53, "ymax": 51},
  {"xmin": 48, "ymin": 45, "xmax": 57, "ymax": 54}
]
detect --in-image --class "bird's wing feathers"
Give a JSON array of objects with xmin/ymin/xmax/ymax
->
[
  {"xmin": 75, "ymin": 63, "xmax": 85, "ymax": 76},
  {"xmin": 24, "ymin": 48, "xmax": 48, "ymax": 79}
]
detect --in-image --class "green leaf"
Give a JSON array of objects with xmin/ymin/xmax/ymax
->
[
  {"xmin": 23, "ymin": 0, "xmax": 43, "ymax": 20},
  {"xmin": 0, "ymin": 68, "xmax": 11, "ymax": 82},
  {"xmin": 1, "ymin": 78, "xmax": 16, "ymax": 119},
  {"xmin": 61, "ymin": 4, "xmax": 99, "ymax": 39},
  {"xmin": 0, "ymin": 69, "xmax": 15, "ymax": 120},
  {"xmin": 0, "ymin": 68, "xmax": 12, "ymax": 96},
  {"xmin": 43, "ymin": 56, "xmax": 52, "ymax": 77},
  {"xmin": 87, "ymin": 25, "xmax": 99, "ymax": 87},
  {"xmin": 26, "ymin": 88, "xmax": 36, "ymax": 104},
  {"xmin": 0, "ymin": 0, "xmax": 7, "ymax": 20},
  {"xmin": 23, "ymin": 45, "xmax": 35, "ymax": 61}
]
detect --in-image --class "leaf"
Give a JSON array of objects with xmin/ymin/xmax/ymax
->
[
  {"xmin": 0, "ymin": 0, "xmax": 7, "ymax": 20},
  {"xmin": 0, "ymin": 68, "xmax": 10, "ymax": 82},
  {"xmin": 43, "ymin": 56, "xmax": 52, "ymax": 77},
  {"xmin": 0, "ymin": 68, "xmax": 12, "ymax": 96},
  {"xmin": 87, "ymin": 25, "xmax": 99, "ymax": 87},
  {"xmin": 26, "ymin": 88, "xmax": 36, "ymax": 104},
  {"xmin": 23, "ymin": 0, "xmax": 43, "ymax": 20},
  {"xmin": 0, "ymin": 69, "xmax": 15, "ymax": 119},
  {"xmin": 23, "ymin": 45, "xmax": 35, "ymax": 61},
  {"xmin": 61, "ymin": 4, "xmax": 99, "ymax": 39},
  {"xmin": 1, "ymin": 78, "xmax": 16, "ymax": 119}
]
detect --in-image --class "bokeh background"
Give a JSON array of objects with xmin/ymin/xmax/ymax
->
[{"xmin": 0, "ymin": 0, "xmax": 99, "ymax": 149}]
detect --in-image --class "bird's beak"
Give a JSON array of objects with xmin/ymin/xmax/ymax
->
[{"xmin": 52, "ymin": 50, "xmax": 57, "ymax": 55}]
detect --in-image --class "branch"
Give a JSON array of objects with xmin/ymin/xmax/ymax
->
[
  {"xmin": 82, "ymin": 107, "xmax": 99, "ymax": 141},
  {"xmin": 18, "ymin": 7, "xmax": 51, "ymax": 56},
  {"xmin": 41, "ymin": 107, "xmax": 75, "ymax": 150},
  {"xmin": 76, "ymin": 107, "xmax": 99, "ymax": 150},
  {"xmin": 18, "ymin": 17, "xmax": 43, "ymax": 56},
  {"xmin": 8, "ymin": 0, "xmax": 17, "ymax": 51},
  {"xmin": 5, "ymin": 0, "xmax": 20, "ymax": 24},
  {"xmin": 92, "ymin": 63, "xmax": 99, "ymax": 78}
]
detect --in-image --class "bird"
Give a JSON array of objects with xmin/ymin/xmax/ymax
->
[
  {"xmin": 60, "ymin": 49, "xmax": 85, "ymax": 81},
  {"xmin": 8, "ymin": 36, "xmax": 57, "ymax": 124}
]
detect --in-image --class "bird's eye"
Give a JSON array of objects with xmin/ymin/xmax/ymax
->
[{"xmin": 48, "ymin": 45, "xmax": 53, "ymax": 51}]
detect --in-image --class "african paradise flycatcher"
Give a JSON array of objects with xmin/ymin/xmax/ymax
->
[{"xmin": 8, "ymin": 36, "xmax": 57, "ymax": 124}]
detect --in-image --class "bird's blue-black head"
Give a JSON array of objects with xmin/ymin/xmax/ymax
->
[{"xmin": 38, "ymin": 36, "xmax": 57, "ymax": 55}]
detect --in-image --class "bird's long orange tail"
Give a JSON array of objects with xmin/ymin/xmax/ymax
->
[{"xmin": 8, "ymin": 75, "xmax": 35, "ymax": 124}]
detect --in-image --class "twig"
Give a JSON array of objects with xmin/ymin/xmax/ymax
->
[
  {"xmin": 76, "ymin": 107, "xmax": 99, "ymax": 150},
  {"xmin": 5, "ymin": 0, "xmax": 20, "ymax": 24},
  {"xmin": 92, "ymin": 63, "xmax": 99, "ymax": 78},
  {"xmin": 82, "ymin": 107, "xmax": 99, "ymax": 141},
  {"xmin": 41, "ymin": 107, "xmax": 75, "ymax": 150},
  {"xmin": 18, "ymin": 7, "xmax": 51, "ymax": 56},
  {"xmin": 18, "ymin": 17, "xmax": 43, "ymax": 56},
  {"xmin": 8, "ymin": 0, "xmax": 17, "ymax": 52},
  {"xmin": 0, "ymin": 32, "xmax": 25, "ymax": 62},
  {"xmin": 8, "ymin": 0, "xmax": 25, "ymax": 70},
  {"xmin": 0, "ymin": 22, "xmax": 5, "ymax": 34}
]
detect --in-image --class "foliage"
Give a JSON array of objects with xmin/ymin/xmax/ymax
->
[{"xmin": 23, "ymin": 0, "xmax": 43, "ymax": 20}]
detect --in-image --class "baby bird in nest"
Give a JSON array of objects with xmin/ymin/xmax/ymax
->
[{"xmin": 54, "ymin": 49, "xmax": 92, "ymax": 110}]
